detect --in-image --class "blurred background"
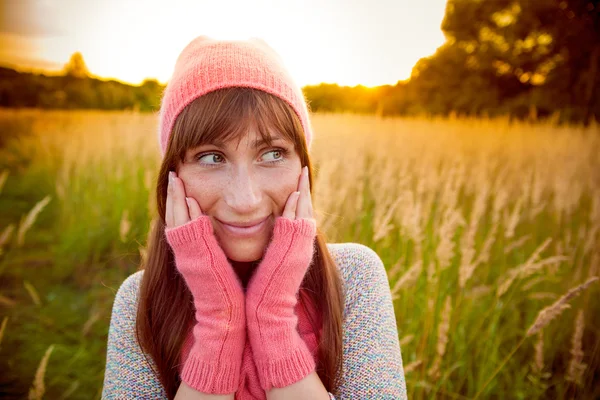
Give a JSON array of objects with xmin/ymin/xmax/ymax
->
[{"xmin": 0, "ymin": 0, "xmax": 598, "ymax": 399}]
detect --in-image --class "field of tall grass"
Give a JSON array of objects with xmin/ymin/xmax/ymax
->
[{"xmin": 0, "ymin": 109, "xmax": 598, "ymax": 399}]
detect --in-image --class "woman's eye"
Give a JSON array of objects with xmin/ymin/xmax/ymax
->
[
  {"xmin": 198, "ymin": 153, "xmax": 224, "ymax": 164},
  {"xmin": 195, "ymin": 149, "xmax": 286, "ymax": 166},
  {"xmin": 262, "ymin": 149, "xmax": 284, "ymax": 162}
]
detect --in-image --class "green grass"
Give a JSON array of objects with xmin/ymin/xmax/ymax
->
[{"xmin": 0, "ymin": 109, "xmax": 598, "ymax": 399}]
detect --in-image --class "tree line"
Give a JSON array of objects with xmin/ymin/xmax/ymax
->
[
  {"xmin": 1, "ymin": 0, "xmax": 598, "ymax": 123},
  {"xmin": 0, "ymin": 53, "xmax": 163, "ymax": 112}
]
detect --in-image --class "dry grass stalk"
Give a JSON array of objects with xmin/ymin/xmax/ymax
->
[
  {"xmin": 354, "ymin": 177, "xmax": 365, "ymax": 217},
  {"xmin": 386, "ymin": 254, "xmax": 405, "ymax": 281},
  {"xmin": 0, "ymin": 316, "xmax": 7, "ymax": 347},
  {"xmin": 436, "ymin": 297, "xmax": 452, "ymax": 357},
  {"xmin": 428, "ymin": 296, "xmax": 452, "ymax": 378},
  {"xmin": 313, "ymin": 163, "xmax": 349, "ymax": 237},
  {"xmin": 528, "ymin": 292, "xmax": 557, "ymax": 301},
  {"xmin": 404, "ymin": 359, "xmax": 423, "ymax": 374},
  {"xmin": 391, "ymin": 261, "xmax": 423, "ymax": 300},
  {"xmin": 399, "ymin": 334, "xmax": 414, "ymax": 347},
  {"xmin": 58, "ymin": 380, "xmax": 80, "ymax": 400},
  {"xmin": 458, "ymin": 252, "xmax": 475, "ymax": 289},
  {"xmin": 427, "ymin": 258, "xmax": 437, "ymax": 282},
  {"xmin": 17, "ymin": 195, "xmax": 52, "ymax": 247},
  {"xmin": 55, "ymin": 176, "xmax": 66, "ymax": 200},
  {"xmin": 504, "ymin": 197, "xmax": 523, "ymax": 239},
  {"xmin": 497, "ymin": 238, "xmax": 555, "ymax": 297},
  {"xmin": 458, "ymin": 187, "xmax": 487, "ymax": 287},
  {"xmin": 504, "ymin": 234, "xmax": 531, "ymax": 255},
  {"xmin": 526, "ymin": 277, "xmax": 598, "ymax": 337},
  {"xmin": 0, "ymin": 294, "xmax": 16, "ymax": 307},
  {"xmin": 119, "ymin": 209, "xmax": 131, "ymax": 243},
  {"xmin": 81, "ymin": 308, "xmax": 101, "ymax": 336},
  {"xmin": 521, "ymin": 276, "xmax": 547, "ymax": 291},
  {"xmin": 497, "ymin": 271, "xmax": 519, "ymax": 297},
  {"xmin": 0, "ymin": 169, "xmax": 8, "ymax": 194},
  {"xmin": 473, "ymin": 223, "xmax": 498, "ymax": 266},
  {"xmin": 436, "ymin": 208, "xmax": 465, "ymax": 270},
  {"xmin": 24, "ymin": 281, "xmax": 42, "ymax": 306},
  {"xmin": 466, "ymin": 285, "xmax": 492, "ymax": 299},
  {"xmin": 139, "ymin": 245, "xmax": 148, "ymax": 266},
  {"xmin": 400, "ymin": 192, "xmax": 424, "ymax": 255},
  {"xmin": 460, "ymin": 180, "xmax": 489, "ymax": 263},
  {"xmin": 0, "ymin": 224, "xmax": 15, "ymax": 256},
  {"xmin": 0, "ymin": 224, "xmax": 15, "ymax": 247},
  {"xmin": 526, "ymin": 238, "xmax": 552, "ymax": 264},
  {"xmin": 492, "ymin": 187, "xmax": 509, "ymax": 225},
  {"xmin": 373, "ymin": 197, "xmax": 401, "ymax": 242},
  {"xmin": 582, "ymin": 226, "xmax": 598, "ymax": 262},
  {"xmin": 566, "ymin": 310, "xmax": 586, "ymax": 386},
  {"xmin": 28, "ymin": 344, "xmax": 55, "ymax": 400},
  {"xmin": 521, "ymin": 255, "xmax": 567, "ymax": 277},
  {"xmin": 529, "ymin": 203, "xmax": 546, "ymax": 221},
  {"xmin": 532, "ymin": 332, "xmax": 544, "ymax": 375}
]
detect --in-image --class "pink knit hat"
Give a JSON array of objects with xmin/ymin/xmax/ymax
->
[{"xmin": 158, "ymin": 36, "xmax": 314, "ymax": 157}]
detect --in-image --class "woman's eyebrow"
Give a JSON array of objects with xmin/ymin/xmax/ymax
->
[
  {"xmin": 197, "ymin": 136, "xmax": 284, "ymax": 150},
  {"xmin": 251, "ymin": 136, "xmax": 283, "ymax": 148}
]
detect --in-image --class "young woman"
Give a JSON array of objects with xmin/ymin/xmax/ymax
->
[{"xmin": 102, "ymin": 36, "xmax": 407, "ymax": 399}]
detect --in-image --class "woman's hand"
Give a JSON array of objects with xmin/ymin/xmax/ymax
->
[
  {"xmin": 281, "ymin": 166, "xmax": 314, "ymax": 221},
  {"xmin": 245, "ymin": 166, "xmax": 318, "ymax": 390},
  {"xmin": 166, "ymin": 171, "xmax": 203, "ymax": 227},
  {"xmin": 165, "ymin": 171, "xmax": 245, "ymax": 395}
]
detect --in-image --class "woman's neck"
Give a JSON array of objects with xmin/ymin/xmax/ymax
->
[{"xmin": 229, "ymin": 259, "xmax": 260, "ymax": 289}]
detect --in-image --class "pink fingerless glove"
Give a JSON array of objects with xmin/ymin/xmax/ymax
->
[
  {"xmin": 165, "ymin": 215, "xmax": 246, "ymax": 394},
  {"xmin": 246, "ymin": 217, "xmax": 318, "ymax": 390}
]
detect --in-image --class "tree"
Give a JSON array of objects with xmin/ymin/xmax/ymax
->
[
  {"xmin": 63, "ymin": 52, "xmax": 90, "ymax": 78},
  {"xmin": 438, "ymin": 0, "xmax": 600, "ymax": 122}
]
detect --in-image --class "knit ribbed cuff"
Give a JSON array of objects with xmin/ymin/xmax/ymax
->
[
  {"xmin": 273, "ymin": 217, "xmax": 316, "ymax": 238},
  {"xmin": 165, "ymin": 216, "xmax": 213, "ymax": 247},
  {"xmin": 255, "ymin": 344, "xmax": 316, "ymax": 390},
  {"xmin": 180, "ymin": 352, "xmax": 242, "ymax": 394}
]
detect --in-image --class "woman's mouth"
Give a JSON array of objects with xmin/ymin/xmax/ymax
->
[{"xmin": 217, "ymin": 217, "xmax": 269, "ymax": 237}]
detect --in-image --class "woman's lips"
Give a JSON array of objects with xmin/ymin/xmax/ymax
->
[{"xmin": 218, "ymin": 217, "xmax": 268, "ymax": 237}]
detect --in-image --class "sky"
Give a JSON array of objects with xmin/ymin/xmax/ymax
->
[{"xmin": 0, "ymin": 0, "xmax": 448, "ymax": 87}]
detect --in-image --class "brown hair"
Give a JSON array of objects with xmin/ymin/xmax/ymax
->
[{"xmin": 136, "ymin": 87, "xmax": 345, "ymax": 398}]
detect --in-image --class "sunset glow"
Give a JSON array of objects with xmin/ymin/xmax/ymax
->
[{"xmin": 0, "ymin": 0, "xmax": 448, "ymax": 87}]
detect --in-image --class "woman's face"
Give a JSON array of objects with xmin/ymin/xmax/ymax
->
[{"xmin": 176, "ymin": 128, "xmax": 302, "ymax": 262}]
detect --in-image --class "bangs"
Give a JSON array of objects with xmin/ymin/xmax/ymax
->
[{"xmin": 169, "ymin": 87, "xmax": 305, "ymax": 162}]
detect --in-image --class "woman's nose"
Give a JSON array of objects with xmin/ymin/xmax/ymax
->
[{"xmin": 223, "ymin": 168, "xmax": 262, "ymax": 213}]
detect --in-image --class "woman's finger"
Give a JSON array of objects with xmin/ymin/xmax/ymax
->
[
  {"xmin": 306, "ymin": 170, "xmax": 314, "ymax": 219},
  {"xmin": 282, "ymin": 191, "xmax": 300, "ymax": 220},
  {"xmin": 186, "ymin": 196, "xmax": 203, "ymax": 220},
  {"xmin": 171, "ymin": 172, "xmax": 190, "ymax": 227},
  {"xmin": 166, "ymin": 172, "xmax": 174, "ymax": 228},
  {"xmin": 295, "ymin": 166, "xmax": 311, "ymax": 219}
]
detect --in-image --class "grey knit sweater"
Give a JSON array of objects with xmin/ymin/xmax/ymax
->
[{"xmin": 102, "ymin": 243, "xmax": 407, "ymax": 399}]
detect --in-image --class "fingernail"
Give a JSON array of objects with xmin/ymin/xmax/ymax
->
[
  {"xmin": 168, "ymin": 171, "xmax": 174, "ymax": 183},
  {"xmin": 304, "ymin": 166, "xmax": 309, "ymax": 176},
  {"xmin": 185, "ymin": 197, "xmax": 191, "ymax": 207}
]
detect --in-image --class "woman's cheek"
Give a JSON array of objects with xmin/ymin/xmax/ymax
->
[
  {"xmin": 264, "ymin": 169, "xmax": 299, "ymax": 214},
  {"xmin": 181, "ymin": 173, "xmax": 220, "ymax": 212}
]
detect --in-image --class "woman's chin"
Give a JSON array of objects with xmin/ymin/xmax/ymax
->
[
  {"xmin": 223, "ymin": 243, "xmax": 265, "ymax": 263},
  {"xmin": 214, "ymin": 220, "xmax": 272, "ymax": 263}
]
